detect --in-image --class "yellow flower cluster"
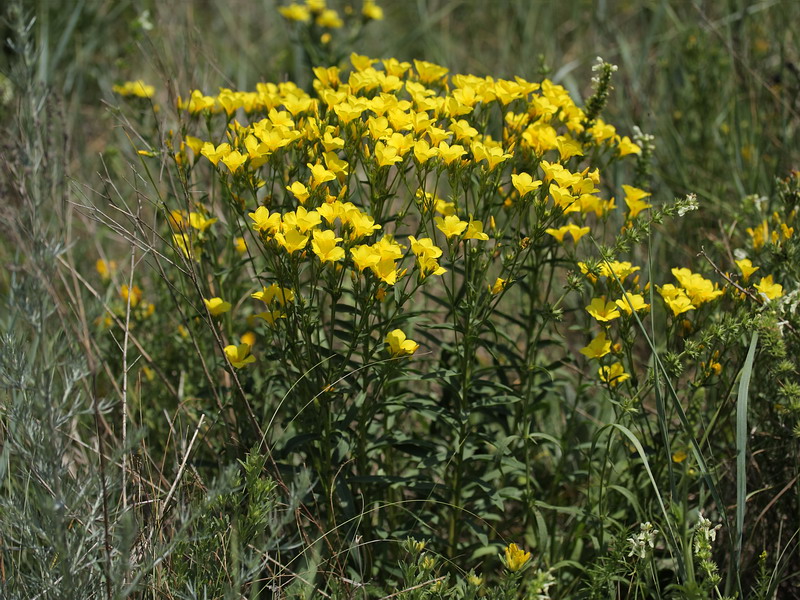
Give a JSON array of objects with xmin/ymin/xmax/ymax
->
[
  {"xmin": 112, "ymin": 80, "xmax": 155, "ymax": 98},
  {"xmin": 165, "ymin": 53, "xmax": 645, "ymax": 371}
]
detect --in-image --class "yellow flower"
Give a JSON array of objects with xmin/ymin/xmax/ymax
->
[
  {"xmin": 374, "ymin": 141, "xmax": 403, "ymax": 167},
  {"xmin": 511, "ymin": 172, "xmax": 543, "ymax": 197},
  {"xmin": 188, "ymin": 212, "xmax": 218, "ymax": 232},
  {"xmin": 362, "ymin": 0, "xmax": 383, "ymax": 20},
  {"xmin": 251, "ymin": 284, "xmax": 294, "ymax": 306},
  {"xmin": 236, "ymin": 333, "xmax": 255, "ymax": 350},
  {"xmin": 599, "ymin": 362, "xmax": 630, "ymax": 387},
  {"xmin": 307, "ymin": 162, "xmax": 336, "ymax": 188},
  {"xmin": 278, "ymin": 3, "xmax": 311, "ymax": 21},
  {"xmin": 623, "ymin": 185, "xmax": 652, "ymax": 219},
  {"xmin": 615, "ymin": 293, "xmax": 650, "ymax": 315},
  {"xmin": 248, "ymin": 206, "xmax": 281, "ymax": 233},
  {"xmin": 283, "ymin": 206, "xmax": 321, "ymax": 233},
  {"xmin": 224, "ymin": 343, "xmax": 255, "ymax": 369},
  {"xmin": 347, "ymin": 210, "xmax": 382, "ymax": 239},
  {"xmin": 735, "ymin": 258, "xmax": 759, "ymax": 282},
  {"xmin": 274, "ymin": 227, "xmax": 309, "ymax": 253},
  {"xmin": 234, "ymin": 236, "xmax": 247, "ymax": 253},
  {"xmin": 437, "ymin": 141, "xmax": 466, "ymax": 165},
  {"xmin": 221, "ymin": 150, "xmax": 247, "ymax": 173},
  {"xmin": 463, "ymin": 218, "xmax": 489, "ymax": 241},
  {"xmin": 435, "ymin": 215, "xmax": 468, "ymax": 238},
  {"xmin": 616, "ymin": 135, "xmax": 641, "ymax": 157},
  {"xmin": 586, "ymin": 297, "xmax": 621, "ymax": 322},
  {"xmin": 471, "ymin": 142, "xmax": 512, "ymax": 170},
  {"xmin": 414, "ymin": 59, "xmax": 449, "ymax": 84},
  {"xmin": 671, "ymin": 268, "xmax": 723, "ymax": 305},
  {"xmin": 658, "ymin": 284, "xmax": 695, "ymax": 316},
  {"xmin": 311, "ymin": 229, "xmax": 345, "ymax": 263},
  {"xmin": 413, "ymin": 139, "xmax": 438, "ymax": 164},
  {"xmin": 204, "ymin": 297, "xmax": 231, "ymax": 316},
  {"xmin": 96, "ymin": 259, "xmax": 117, "ymax": 281},
  {"xmin": 754, "ymin": 274, "xmax": 783, "ymax": 300},
  {"xmin": 385, "ymin": 329, "xmax": 419, "ymax": 357},
  {"xmin": 503, "ymin": 543, "xmax": 531, "ymax": 572},
  {"xmin": 489, "ymin": 277, "xmax": 507, "ymax": 295},
  {"xmin": 351, "ymin": 244, "xmax": 381, "ymax": 271},
  {"xmin": 287, "ymin": 181, "xmax": 311, "ymax": 204},
  {"xmin": 580, "ymin": 331, "xmax": 611, "ymax": 359},
  {"xmin": 112, "ymin": 80, "xmax": 155, "ymax": 98},
  {"xmin": 120, "ymin": 284, "xmax": 142, "ymax": 307},
  {"xmin": 200, "ymin": 142, "xmax": 231, "ymax": 166},
  {"xmin": 316, "ymin": 8, "xmax": 343, "ymax": 28}
]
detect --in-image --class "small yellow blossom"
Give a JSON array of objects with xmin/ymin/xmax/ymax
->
[
  {"xmin": 463, "ymin": 218, "xmax": 489, "ymax": 241},
  {"xmin": 316, "ymin": 8, "xmax": 343, "ymax": 28},
  {"xmin": 287, "ymin": 181, "xmax": 311, "ymax": 204},
  {"xmin": 511, "ymin": 172, "xmax": 542, "ymax": 196},
  {"xmin": 658, "ymin": 284, "xmax": 695, "ymax": 316},
  {"xmin": 385, "ymin": 329, "xmax": 419, "ymax": 357},
  {"xmin": 490, "ymin": 277, "xmax": 507, "ymax": 295},
  {"xmin": 224, "ymin": 343, "xmax": 256, "ymax": 369},
  {"xmin": 586, "ymin": 297, "xmax": 621, "ymax": 322},
  {"xmin": 278, "ymin": 3, "xmax": 311, "ymax": 21},
  {"xmin": 437, "ymin": 141, "xmax": 467, "ymax": 165},
  {"xmin": 112, "ymin": 80, "xmax": 155, "ymax": 98},
  {"xmin": 234, "ymin": 237, "xmax": 247, "ymax": 253},
  {"xmin": 754, "ymin": 275, "xmax": 783, "ymax": 300},
  {"xmin": 274, "ymin": 227, "xmax": 309, "ymax": 253},
  {"xmin": 503, "ymin": 543, "xmax": 531, "ymax": 572},
  {"xmin": 251, "ymin": 284, "xmax": 294, "ymax": 306},
  {"xmin": 435, "ymin": 215, "xmax": 468, "ymax": 238},
  {"xmin": 311, "ymin": 229, "xmax": 345, "ymax": 263},
  {"xmin": 615, "ymin": 293, "xmax": 650, "ymax": 315},
  {"xmin": 362, "ymin": 0, "xmax": 383, "ymax": 20},
  {"xmin": 120, "ymin": 284, "xmax": 142, "ymax": 307},
  {"xmin": 96, "ymin": 259, "xmax": 117, "ymax": 281},
  {"xmin": 188, "ymin": 212, "xmax": 218, "ymax": 232},
  {"xmin": 623, "ymin": 185, "xmax": 652, "ymax": 219},
  {"xmin": 672, "ymin": 450, "xmax": 688, "ymax": 463},
  {"xmin": 240, "ymin": 331, "xmax": 256, "ymax": 347},
  {"xmin": 599, "ymin": 362, "xmax": 630, "ymax": 387},
  {"xmin": 204, "ymin": 297, "xmax": 232, "ymax": 316},
  {"xmin": 735, "ymin": 258, "xmax": 759, "ymax": 282},
  {"xmin": 221, "ymin": 150, "xmax": 247, "ymax": 173},
  {"xmin": 580, "ymin": 331, "xmax": 611, "ymax": 359},
  {"xmin": 248, "ymin": 206, "xmax": 281, "ymax": 233}
]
